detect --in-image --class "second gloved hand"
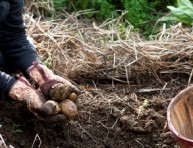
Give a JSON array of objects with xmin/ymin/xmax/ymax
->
[
  {"xmin": 8, "ymin": 76, "xmax": 66, "ymax": 122},
  {"xmin": 27, "ymin": 61, "xmax": 81, "ymax": 102}
]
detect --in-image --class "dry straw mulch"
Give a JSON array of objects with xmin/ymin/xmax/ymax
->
[{"xmin": 24, "ymin": 4, "xmax": 193, "ymax": 85}]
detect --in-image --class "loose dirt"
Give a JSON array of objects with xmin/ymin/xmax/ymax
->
[{"xmin": 0, "ymin": 74, "xmax": 188, "ymax": 148}]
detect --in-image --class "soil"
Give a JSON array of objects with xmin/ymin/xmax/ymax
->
[{"xmin": 0, "ymin": 74, "xmax": 189, "ymax": 148}]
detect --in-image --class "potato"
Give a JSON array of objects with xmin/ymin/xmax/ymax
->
[
  {"xmin": 59, "ymin": 99, "xmax": 78, "ymax": 118},
  {"xmin": 69, "ymin": 92, "xmax": 77, "ymax": 102},
  {"xmin": 44, "ymin": 100, "xmax": 61, "ymax": 115}
]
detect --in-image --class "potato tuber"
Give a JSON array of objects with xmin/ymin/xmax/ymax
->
[
  {"xmin": 44, "ymin": 100, "xmax": 61, "ymax": 115},
  {"xmin": 59, "ymin": 99, "xmax": 78, "ymax": 118},
  {"xmin": 69, "ymin": 92, "xmax": 77, "ymax": 102}
]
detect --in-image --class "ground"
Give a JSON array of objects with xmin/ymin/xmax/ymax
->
[{"xmin": 0, "ymin": 73, "xmax": 189, "ymax": 148}]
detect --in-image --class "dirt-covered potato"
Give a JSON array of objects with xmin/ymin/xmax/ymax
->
[
  {"xmin": 59, "ymin": 99, "xmax": 78, "ymax": 118},
  {"xmin": 69, "ymin": 92, "xmax": 77, "ymax": 102},
  {"xmin": 49, "ymin": 83, "xmax": 71, "ymax": 101},
  {"xmin": 49, "ymin": 84, "xmax": 79, "ymax": 102},
  {"xmin": 44, "ymin": 100, "xmax": 61, "ymax": 114}
]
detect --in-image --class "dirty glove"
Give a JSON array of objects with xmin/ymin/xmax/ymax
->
[
  {"xmin": 8, "ymin": 76, "xmax": 66, "ymax": 122},
  {"xmin": 27, "ymin": 61, "xmax": 81, "ymax": 102}
]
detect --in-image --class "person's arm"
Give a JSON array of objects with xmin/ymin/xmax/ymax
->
[{"xmin": 0, "ymin": 0, "xmax": 10, "ymax": 23}]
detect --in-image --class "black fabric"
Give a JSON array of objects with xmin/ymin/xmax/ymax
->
[
  {"xmin": 0, "ymin": 0, "xmax": 41, "ymax": 100},
  {"xmin": 0, "ymin": 40, "xmax": 40, "ymax": 74},
  {"xmin": 0, "ymin": 0, "xmax": 40, "ymax": 73},
  {"xmin": 0, "ymin": 0, "xmax": 24, "ymax": 32},
  {"xmin": 0, "ymin": 0, "xmax": 41, "ymax": 72},
  {"xmin": 0, "ymin": 0, "xmax": 25, "ymax": 46},
  {"xmin": 0, "ymin": 71, "xmax": 16, "ymax": 100},
  {"xmin": 1, "ymin": 35, "xmax": 41, "ymax": 74},
  {"xmin": 0, "ymin": 0, "xmax": 10, "ymax": 23},
  {"xmin": 0, "ymin": 49, "xmax": 19, "ymax": 73}
]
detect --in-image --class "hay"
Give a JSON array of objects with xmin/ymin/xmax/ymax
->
[
  {"xmin": 24, "ymin": 0, "xmax": 55, "ymax": 18},
  {"xmin": 24, "ymin": 10, "xmax": 193, "ymax": 84}
]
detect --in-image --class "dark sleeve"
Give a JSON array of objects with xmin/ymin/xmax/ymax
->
[
  {"xmin": 0, "ymin": 0, "xmax": 41, "ymax": 74},
  {"xmin": 0, "ymin": 71, "xmax": 16, "ymax": 100},
  {"xmin": 0, "ymin": 0, "xmax": 10, "ymax": 23}
]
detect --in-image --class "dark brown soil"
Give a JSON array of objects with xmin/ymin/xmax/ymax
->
[{"xmin": 0, "ymin": 74, "xmax": 189, "ymax": 148}]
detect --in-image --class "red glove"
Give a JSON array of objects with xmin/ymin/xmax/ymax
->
[
  {"xmin": 8, "ymin": 76, "xmax": 66, "ymax": 122},
  {"xmin": 27, "ymin": 61, "xmax": 81, "ymax": 102}
]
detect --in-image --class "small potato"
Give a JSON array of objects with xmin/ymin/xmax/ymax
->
[
  {"xmin": 59, "ymin": 99, "xmax": 78, "ymax": 118},
  {"xmin": 44, "ymin": 100, "xmax": 61, "ymax": 114},
  {"xmin": 69, "ymin": 93, "xmax": 77, "ymax": 102}
]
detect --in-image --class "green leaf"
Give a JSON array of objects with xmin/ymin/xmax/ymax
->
[
  {"xmin": 160, "ymin": 0, "xmax": 193, "ymax": 25},
  {"xmin": 167, "ymin": 6, "xmax": 192, "ymax": 24},
  {"xmin": 160, "ymin": 15, "xmax": 184, "ymax": 22},
  {"xmin": 179, "ymin": 6, "xmax": 193, "ymax": 18},
  {"xmin": 177, "ymin": 0, "xmax": 193, "ymax": 9},
  {"xmin": 14, "ymin": 129, "xmax": 23, "ymax": 133},
  {"xmin": 143, "ymin": 99, "xmax": 148, "ymax": 108}
]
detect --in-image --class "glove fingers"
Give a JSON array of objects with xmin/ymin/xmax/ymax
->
[
  {"xmin": 58, "ymin": 77, "xmax": 81, "ymax": 95},
  {"xmin": 70, "ymin": 84, "xmax": 81, "ymax": 95},
  {"xmin": 33, "ymin": 100, "xmax": 60, "ymax": 117},
  {"xmin": 31, "ymin": 108, "xmax": 67, "ymax": 123},
  {"xmin": 45, "ymin": 114, "xmax": 67, "ymax": 123},
  {"xmin": 36, "ymin": 105, "xmax": 53, "ymax": 116}
]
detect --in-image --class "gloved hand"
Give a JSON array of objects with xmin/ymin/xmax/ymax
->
[
  {"xmin": 8, "ymin": 76, "xmax": 66, "ymax": 123},
  {"xmin": 27, "ymin": 61, "xmax": 81, "ymax": 102}
]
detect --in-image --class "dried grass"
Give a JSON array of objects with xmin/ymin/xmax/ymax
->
[
  {"xmin": 24, "ymin": 10, "xmax": 193, "ymax": 84},
  {"xmin": 24, "ymin": 0, "xmax": 55, "ymax": 18}
]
